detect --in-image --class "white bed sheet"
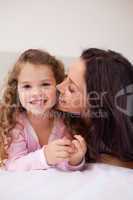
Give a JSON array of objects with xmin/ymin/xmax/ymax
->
[{"xmin": 0, "ymin": 163, "xmax": 133, "ymax": 200}]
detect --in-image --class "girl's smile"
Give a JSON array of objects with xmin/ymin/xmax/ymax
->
[{"xmin": 17, "ymin": 62, "xmax": 56, "ymax": 115}]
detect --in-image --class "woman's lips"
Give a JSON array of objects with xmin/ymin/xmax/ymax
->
[{"xmin": 58, "ymin": 97, "xmax": 66, "ymax": 104}]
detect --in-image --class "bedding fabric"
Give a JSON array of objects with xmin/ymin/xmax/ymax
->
[{"xmin": 0, "ymin": 163, "xmax": 133, "ymax": 200}]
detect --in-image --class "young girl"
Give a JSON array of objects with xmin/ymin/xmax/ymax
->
[{"xmin": 0, "ymin": 49, "xmax": 86, "ymax": 171}]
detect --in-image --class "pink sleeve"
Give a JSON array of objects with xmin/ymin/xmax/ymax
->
[
  {"xmin": 56, "ymin": 158, "xmax": 85, "ymax": 171},
  {"xmin": 4, "ymin": 130, "xmax": 51, "ymax": 171}
]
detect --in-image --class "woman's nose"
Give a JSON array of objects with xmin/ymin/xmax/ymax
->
[
  {"xmin": 56, "ymin": 79, "xmax": 67, "ymax": 93},
  {"xmin": 56, "ymin": 83, "xmax": 62, "ymax": 92},
  {"xmin": 56, "ymin": 82, "xmax": 65, "ymax": 94}
]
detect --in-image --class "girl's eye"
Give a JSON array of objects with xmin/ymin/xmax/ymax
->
[
  {"xmin": 23, "ymin": 85, "xmax": 31, "ymax": 89},
  {"xmin": 41, "ymin": 83, "xmax": 51, "ymax": 86}
]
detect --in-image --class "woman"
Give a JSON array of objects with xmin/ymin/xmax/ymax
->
[{"xmin": 57, "ymin": 48, "xmax": 133, "ymax": 168}]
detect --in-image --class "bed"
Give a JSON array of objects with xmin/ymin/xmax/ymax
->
[
  {"xmin": 0, "ymin": 53, "xmax": 132, "ymax": 200},
  {"xmin": 0, "ymin": 163, "xmax": 132, "ymax": 200}
]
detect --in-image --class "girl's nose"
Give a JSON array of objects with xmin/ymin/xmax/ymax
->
[{"xmin": 31, "ymin": 87, "xmax": 42, "ymax": 96}]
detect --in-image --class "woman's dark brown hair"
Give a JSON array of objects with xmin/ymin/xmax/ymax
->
[
  {"xmin": 63, "ymin": 48, "xmax": 133, "ymax": 163},
  {"xmin": 81, "ymin": 48, "xmax": 133, "ymax": 162}
]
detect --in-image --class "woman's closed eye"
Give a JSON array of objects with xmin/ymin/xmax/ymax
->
[{"xmin": 68, "ymin": 85, "xmax": 76, "ymax": 93}]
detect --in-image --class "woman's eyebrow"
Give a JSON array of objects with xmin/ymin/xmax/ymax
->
[{"xmin": 69, "ymin": 77, "xmax": 81, "ymax": 91}]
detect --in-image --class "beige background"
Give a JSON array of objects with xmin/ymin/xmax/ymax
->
[{"xmin": 0, "ymin": 0, "xmax": 133, "ymax": 85}]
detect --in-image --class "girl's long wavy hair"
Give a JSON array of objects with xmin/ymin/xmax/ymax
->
[
  {"xmin": 0, "ymin": 49, "xmax": 65, "ymax": 166},
  {"xmin": 64, "ymin": 48, "xmax": 133, "ymax": 162}
]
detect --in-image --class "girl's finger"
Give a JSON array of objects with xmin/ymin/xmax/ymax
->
[
  {"xmin": 56, "ymin": 151, "xmax": 70, "ymax": 159},
  {"xmin": 54, "ymin": 138, "xmax": 72, "ymax": 146},
  {"xmin": 74, "ymin": 135, "xmax": 86, "ymax": 151},
  {"xmin": 72, "ymin": 139, "xmax": 82, "ymax": 152},
  {"xmin": 56, "ymin": 157, "xmax": 69, "ymax": 163},
  {"xmin": 56, "ymin": 145, "xmax": 74, "ymax": 153}
]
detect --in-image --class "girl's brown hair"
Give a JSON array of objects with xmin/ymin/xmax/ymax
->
[{"xmin": 0, "ymin": 49, "xmax": 65, "ymax": 166}]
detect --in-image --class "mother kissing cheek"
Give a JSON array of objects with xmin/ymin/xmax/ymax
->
[{"xmin": 56, "ymin": 48, "xmax": 133, "ymax": 169}]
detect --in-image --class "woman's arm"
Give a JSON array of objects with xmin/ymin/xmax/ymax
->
[{"xmin": 99, "ymin": 154, "xmax": 133, "ymax": 169}]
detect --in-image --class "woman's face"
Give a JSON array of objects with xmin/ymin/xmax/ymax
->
[{"xmin": 57, "ymin": 59, "xmax": 87, "ymax": 114}]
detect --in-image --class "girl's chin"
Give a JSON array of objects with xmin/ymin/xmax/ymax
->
[
  {"xmin": 28, "ymin": 110, "xmax": 45, "ymax": 116},
  {"xmin": 27, "ymin": 107, "xmax": 49, "ymax": 116},
  {"xmin": 25, "ymin": 103, "xmax": 56, "ymax": 115}
]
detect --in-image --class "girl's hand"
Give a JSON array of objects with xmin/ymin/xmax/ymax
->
[
  {"xmin": 68, "ymin": 135, "xmax": 87, "ymax": 166},
  {"xmin": 44, "ymin": 138, "xmax": 74, "ymax": 165}
]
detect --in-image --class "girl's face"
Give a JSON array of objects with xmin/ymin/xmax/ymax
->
[
  {"xmin": 57, "ymin": 59, "xmax": 87, "ymax": 114},
  {"xmin": 17, "ymin": 63, "xmax": 56, "ymax": 115}
]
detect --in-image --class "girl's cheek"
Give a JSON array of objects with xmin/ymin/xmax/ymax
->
[
  {"xmin": 49, "ymin": 92, "xmax": 57, "ymax": 105},
  {"xmin": 46, "ymin": 88, "xmax": 56, "ymax": 97},
  {"xmin": 18, "ymin": 92, "xmax": 30, "ymax": 105}
]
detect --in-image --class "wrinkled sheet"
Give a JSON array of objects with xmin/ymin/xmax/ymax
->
[{"xmin": 0, "ymin": 163, "xmax": 133, "ymax": 200}]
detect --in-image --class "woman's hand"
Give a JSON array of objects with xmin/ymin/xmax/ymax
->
[
  {"xmin": 68, "ymin": 135, "xmax": 87, "ymax": 166},
  {"xmin": 44, "ymin": 138, "xmax": 74, "ymax": 165}
]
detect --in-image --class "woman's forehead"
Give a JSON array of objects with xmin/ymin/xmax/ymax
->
[{"xmin": 68, "ymin": 59, "xmax": 86, "ymax": 91}]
